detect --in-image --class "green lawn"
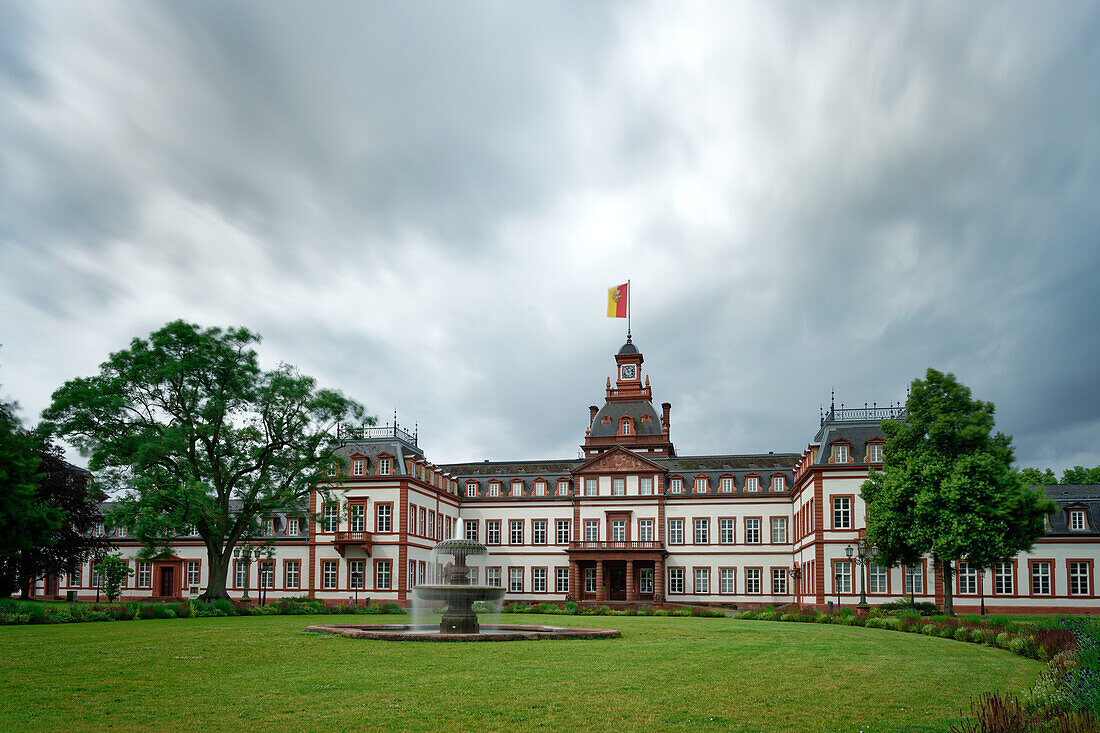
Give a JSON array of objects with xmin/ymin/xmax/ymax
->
[{"xmin": 0, "ymin": 614, "xmax": 1041, "ymax": 732}]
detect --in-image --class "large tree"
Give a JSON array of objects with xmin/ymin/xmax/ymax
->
[
  {"xmin": 861, "ymin": 368, "xmax": 1055, "ymax": 615},
  {"xmin": 1020, "ymin": 464, "xmax": 1100, "ymax": 485},
  {"xmin": 0, "ymin": 394, "xmax": 106, "ymax": 597},
  {"xmin": 42, "ymin": 320, "xmax": 368, "ymax": 600}
]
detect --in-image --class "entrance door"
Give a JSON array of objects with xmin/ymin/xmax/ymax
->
[
  {"xmin": 159, "ymin": 567, "xmax": 175, "ymax": 597},
  {"xmin": 608, "ymin": 568, "xmax": 626, "ymax": 601},
  {"xmin": 45, "ymin": 574, "xmax": 59, "ymax": 596}
]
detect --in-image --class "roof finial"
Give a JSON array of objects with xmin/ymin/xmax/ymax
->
[{"xmin": 830, "ymin": 388, "xmax": 835, "ymax": 414}]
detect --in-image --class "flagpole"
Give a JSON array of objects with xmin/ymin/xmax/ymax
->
[{"xmin": 627, "ymin": 279, "xmax": 631, "ymax": 340}]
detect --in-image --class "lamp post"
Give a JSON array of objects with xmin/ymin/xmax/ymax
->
[
  {"xmin": 979, "ymin": 567, "xmax": 986, "ymax": 616},
  {"xmin": 790, "ymin": 565, "xmax": 803, "ymax": 607},
  {"xmin": 233, "ymin": 544, "xmax": 256, "ymax": 603},
  {"xmin": 845, "ymin": 539, "xmax": 880, "ymax": 611},
  {"xmin": 834, "ymin": 573, "xmax": 842, "ymax": 611}
]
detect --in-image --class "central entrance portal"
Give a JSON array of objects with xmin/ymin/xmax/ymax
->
[
  {"xmin": 608, "ymin": 568, "xmax": 626, "ymax": 601},
  {"xmin": 159, "ymin": 567, "xmax": 175, "ymax": 597}
]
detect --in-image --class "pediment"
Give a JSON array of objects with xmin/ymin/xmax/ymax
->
[{"xmin": 574, "ymin": 446, "xmax": 664, "ymax": 475}]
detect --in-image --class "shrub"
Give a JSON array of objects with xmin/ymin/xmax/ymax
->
[{"xmin": 212, "ymin": 599, "xmax": 233, "ymax": 615}]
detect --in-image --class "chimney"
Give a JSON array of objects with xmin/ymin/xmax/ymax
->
[
  {"xmin": 589, "ymin": 405, "xmax": 599, "ymax": 426},
  {"xmin": 661, "ymin": 402, "xmax": 671, "ymax": 431}
]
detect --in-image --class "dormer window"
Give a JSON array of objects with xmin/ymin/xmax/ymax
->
[
  {"xmin": 866, "ymin": 443, "xmax": 883, "ymax": 463},
  {"xmin": 720, "ymin": 476, "xmax": 732, "ymax": 493},
  {"xmin": 466, "ymin": 483, "xmax": 478, "ymax": 498},
  {"xmin": 378, "ymin": 457, "xmax": 392, "ymax": 475},
  {"xmin": 352, "ymin": 458, "xmax": 365, "ymax": 476},
  {"xmin": 620, "ymin": 416, "xmax": 633, "ymax": 436},
  {"xmin": 1070, "ymin": 510, "xmax": 1087, "ymax": 531},
  {"xmin": 746, "ymin": 476, "xmax": 759, "ymax": 492},
  {"xmin": 670, "ymin": 477, "xmax": 682, "ymax": 494},
  {"xmin": 511, "ymin": 480, "xmax": 523, "ymax": 497},
  {"xmin": 489, "ymin": 482, "xmax": 500, "ymax": 497},
  {"xmin": 694, "ymin": 477, "xmax": 708, "ymax": 494},
  {"xmin": 833, "ymin": 444, "xmax": 849, "ymax": 463},
  {"xmin": 557, "ymin": 479, "xmax": 569, "ymax": 496},
  {"xmin": 534, "ymin": 480, "xmax": 546, "ymax": 496},
  {"xmin": 771, "ymin": 475, "xmax": 785, "ymax": 492}
]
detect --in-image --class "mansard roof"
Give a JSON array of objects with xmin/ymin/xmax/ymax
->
[
  {"xmin": 813, "ymin": 421, "xmax": 888, "ymax": 465},
  {"xmin": 589, "ymin": 400, "xmax": 663, "ymax": 438},
  {"xmin": 441, "ymin": 459, "xmax": 580, "ymax": 479}
]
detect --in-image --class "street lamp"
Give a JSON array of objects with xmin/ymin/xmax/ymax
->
[
  {"xmin": 845, "ymin": 539, "xmax": 880, "ymax": 611},
  {"xmin": 233, "ymin": 544, "xmax": 259, "ymax": 603}
]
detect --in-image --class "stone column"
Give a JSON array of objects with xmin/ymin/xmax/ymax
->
[
  {"xmin": 596, "ymin": 560, "xmax": 605, "ymax": 603},
  {"xmin": 569, "ymin": 560, "xmax": 579, "ymax": 601},
  {"xmin": 626, "ymin": 560, "xmax": 635, "ymax": 603},
  {"xmin": 655, "ymin": 558, "xmax": 665, "ymax": 603}
]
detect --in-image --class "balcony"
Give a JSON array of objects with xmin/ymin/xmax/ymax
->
[
  {"xmin": 334, "ymin": 530, "xmax": 373, "ymax": 557},
  {"xmin": 569, "ymin": 540, "xmax": 664, "ymax": 551}
]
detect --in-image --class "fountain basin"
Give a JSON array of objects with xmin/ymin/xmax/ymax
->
[{"xmin": 305, "ymin": 623, "xmax": 621, "ymax": 642}]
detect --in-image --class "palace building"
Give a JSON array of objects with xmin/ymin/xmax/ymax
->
[{"xmin": 37, "ymin": 339, "xmax": 1100, "ymax": 613}]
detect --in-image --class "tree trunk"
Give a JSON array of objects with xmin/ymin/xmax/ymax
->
[
  {"xmin": 942, "ymin": 558, "xmax": 954, "ymax": 616},
  {"xmin": 200, "ymin": 547, "xmax": 233, "ymax": 601}
]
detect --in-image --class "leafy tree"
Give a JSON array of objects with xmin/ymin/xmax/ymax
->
[
  {"xmin": 1018, "ymin": 467, "xmax": 1058, "ymax": 486},
  {"xmin": 1, "ymin": 393, "xmax": 106, "ymax": 597},
  {"xmin": 94, "ymin": 554, "xmax": 133, "ymax": 602},
  {"xmin": 1060, "ymin": 465, "xmax": 1100, "ymax": 484},
  {"xmin": 861, "ymin": 368, "xmax": 1055, "ymax": 616},
  {"xmin": 43, "ymin": 320, "xmax": 369, "ymax": 601}
]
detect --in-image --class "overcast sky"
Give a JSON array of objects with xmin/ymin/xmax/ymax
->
[{"xmin": 2, "ymin": 2, "xmax": 1098, "ymax": 474}]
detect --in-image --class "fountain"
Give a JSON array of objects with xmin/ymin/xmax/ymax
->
[{"xmin": 306, "ymin": 539, "xmax": 620, "ymax": 642}]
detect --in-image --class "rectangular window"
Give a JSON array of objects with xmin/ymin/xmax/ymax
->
[
  {"xmin": 611, "ymin": 520, "xmax": 626, "ymax": 542},
  {"xmin": 721, "ymin": 477, "xmax": 732, "ymax": 493},
  {"xmin": 137, "ymin": 561, "xmax": 151, "ymax": 588},
  {"xmin": 746, "ymin": 477, "xmax": 758, "ymax": 492},
  {"xmin": 487, "ymin": 567, "xmax": 501, "ymax": 587},
  {"xmin": 533, "ymin": 519, "xmax": 547, "ymax": 545},
  {"xmin": 418, "ymin": 562, "xmax": 426, "ymax": 586},
  {"xmin": 352, "ymin": 458, "xmax": 364, "ymax": 476},
  {"xmin": 322, "ymin": 560, "xmax": 338, "ymax": 589},
  {"xmin": 869, "ymin": 564, "xmax": 888, "ymax": 594},
  {"xmin": 1069, "ymin": 561, "xmax": 1090, "ymax": 596},
  {"xmin": 408, "ymin": 505, "xmax": 416, "ymax": 534},
  {"xmin": 288, "ymin": 518, "xmax": 300, "ymax": 536},
  {"xmin": 254, "ymin": 560, "xmax": 272, "ymax": 589},
  {"xmin": 638, "ymin": 519, "xmax": 654, "ymax": 542},
  {"xmin": 534, "ymin": 481, "xmax": 546, "ymax": 497},
  {"xmin": 465, "ymin": 520, "xmax": 478, "ymax": 542},
  {"xmin": 376, "ymin": 504, "xmax": 391, "ymax": 533},
  {"xmin": 557, "ymin": 519, "xmax": 570, "ymax": 544},
  {"xmin": 378, "ymin": 458, "xmax": 391, "ymax": 475},
  {"xmin": 419, "ymin": 508, "xmax": 426, "ymax": 536},
  {"xmin": 186, "ymin": 560, "xmax": 200, "ymax": 587},
  {"xmin": 994, "ymin": 562, "xmax": 1013, "ymax": 594},
  {"xmin": 323, "ymin": 503, "xmax": 339, "ymax": 533},
  {"xmin": 867, "ymin": 443, "xmax": 883, "ymax": 462},
  {"xmin": 467, "ymin": 483, "xmax": 477, "ymax": 497},
  {"xmin": 639, "ymin": 568, "xmax": 654, "ymax": 594},
  {"xmin": 556, "ymin": 567, "xmax": 569, "ymax": 593},
  {"xmin": 905, "ymin": 565, "xmax": 923, "ymax": 594},
  {"xmin": 835, "ymin": 562, "xmax": 852, "ymax": 593},
  {"xmin": 833, "ymin": 444, "xmax": 848, "ymax": 463},
  {"xmin": 348, "ymin": 560, "xmax": 364, "ymax": 590},
  {"xmin": 93, "ymin": 523, "xmax": 105, "ymax": 538},
  {"xmin": 584, "ymin": 520, "xmax": 599, "ymax": 542},
  {"xmin": 557, "ymin": 479, "xmax": 569, "ymax": 496},
  {"xmin": 1031, "ymin": 561, "xmax": 1051, "ymax": 595},
  {"xmin": 612, "ymin": 477, "xmax": 625, "ymax": 495},
  {"xmin": 668, "ymin": 518, "xmax": 684, "ymax": 544},
  {"xmin": 833, "ymin": 497, "xmax": 851, "ymax": 529},
  {"xmin": 745, "ymin": 568, "xmax": 761, "ymax": 594},
  {"xmin": 489, "ymin": 482, "xmax": 500, "ymax": 497},
  {"xmin": 771, "ymin": 517, "xmax": 787, "ymax": 544},
  {"xmin": 509, "ymin": 567, "xmax": 523, "ymax": 593},
  {"xmin": 694, "ymin": 568, "xmax": 710, "ymax": 594},
  {"xmin": 429, "ymin": 510, "xmax": 436, "ymax": 539},
  {"xmin": 510, "ymin": 520, "xmax": 523, "ymax": 545},
  {"xmin": 584, "ymin": 567, "xmax": 597, "ymax": 593},
  {"xmin": 348, "ymin": 504, "xmax": 365, "ymax": 532},
  {"xmin": 234, "ymin": 561, "xmax": 246, "ymax": 589},
  {"xmin": 668, "ymin": 567, "xmax": 684, "ymax": 594},
  {"xmin": 90, "ymin": 563, "xmax": 101, "ymax": 589},
  {"xmin": 719, "ymin": 518, "xmax": 735, "ymax": 544},
  {"xmin": 511, "ymin": 481, "xmax": 522, "ymax": 497},
  {"xmin": 745, "ymin": 518, "xmax": 760, "ymax": 544},
  {"xmin": 695, "ymin": 477, "xmax": 707, "ymax": 494},
  {"xmin": 670, "ymin": 478, "xmax": 682, "ymax": 494},
  {"xmin": 958, "ymin": 562, "xmax": 977, "ymax": 594},
  {"xmin": 640, "ymin": 477, "xmax": 653, "ymax": 495},
  {"xmin": 533, "ymin": 567, "xmax": 546, "ymax": 593},
  {"xmin": 720, "ymin": 568, "xmax": 736, "ymax": 594},
  {"xmin": 772, "ymin": 476, "xmax": 784, "ymax": 492},
  {"xmin": 694, "ymin": 518, "xmax": 708, "ymax": 544},
  {"xmin": 1071, "ymin": 511, "xmax": 1086, "ymax": 531},
  {"xmin": 585, "ymin": 478, "xmax": 598, "ymax": 496},
  {"xmin": 773, "ymin": 568, "xmax": 788, "ymax": 594},
  {"xmin": 286, "ymin": 560, "xmax": 300, "ymax": 589},
  {"xmin": 375, "ymin": 560, "xmax": 391, "ymax": 589},
  {"xmin": 487, "ymin": 520, "xmax": 501, "ymax": 545}
]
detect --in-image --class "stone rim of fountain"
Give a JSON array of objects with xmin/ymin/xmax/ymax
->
[{"xmin": 304, "ymin": 623, "xmax": 621, "ymax": 642}]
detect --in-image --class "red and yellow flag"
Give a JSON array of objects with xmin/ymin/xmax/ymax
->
[{"xmin": 607, "ymin": 282, "xmax": 628, "ymax": 318}]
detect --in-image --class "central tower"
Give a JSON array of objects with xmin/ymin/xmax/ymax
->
[{"xmin": 582, "ymin": 337, "xmax": 674, "ymax": 458}]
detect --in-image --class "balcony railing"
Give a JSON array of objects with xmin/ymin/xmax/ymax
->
[
  {"xmin": 821, "ymin": 405, "xmax": 906, "ymax": 426},
  {"xmin": 334, "ymin": 530, "xmax": 373, "ymax": 557},
  {"xmin": 338, "ymin": 424, "xmax": 417, "ymax": 446},
  {"xmin": 569, "ymin": 540, "xmax": 664, "ymax": 551}
]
